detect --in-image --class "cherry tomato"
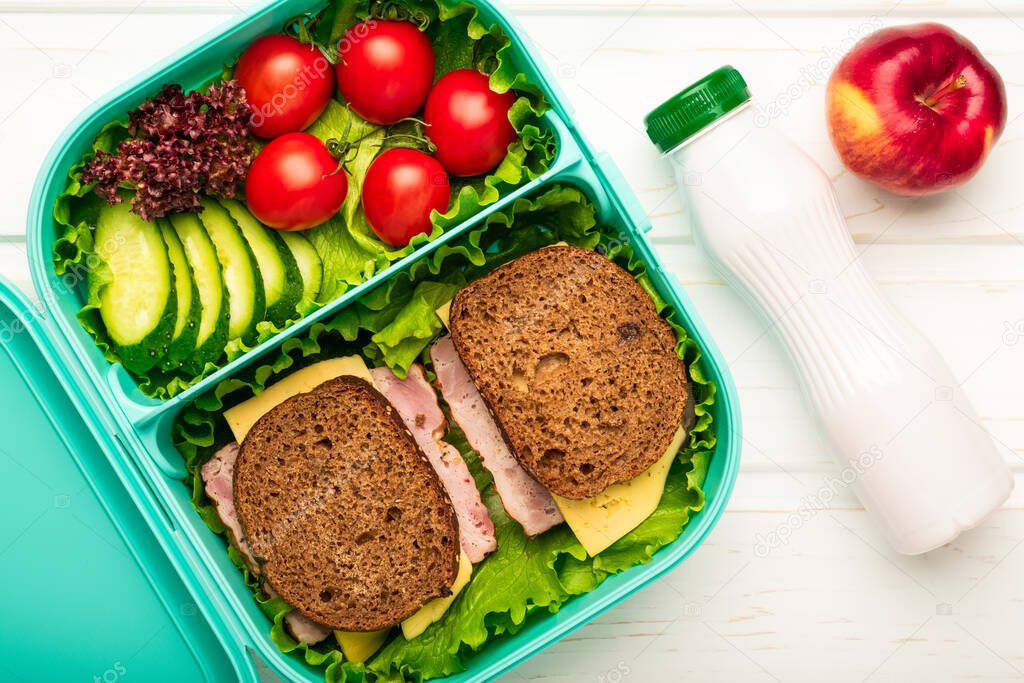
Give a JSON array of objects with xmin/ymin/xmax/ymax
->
[
  {"xmin": 245, "ymin": 132, "xmax": 348, "ymax": 231},
  {"xmin": 235, "ymin": 34, "xmax": 335, "ymax": 139},
  {"xmin": 361, "ymin": 148, "xmax": 450, "ymax": 247},
  {"xmin": 336, "ymin": 20, "xmax": 435, "ymax": 125},
  {"xmin": 424, "ymin": 69, "xmax": 518, "ymax": 177}
]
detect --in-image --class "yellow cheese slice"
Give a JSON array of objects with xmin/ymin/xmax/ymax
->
[
  {"xmin": 333, "ymin": 629, "xmax": 389, "ymax": 663},
  {"xmin": 553, "ymin": 426, "xmax": 687, "ymax": 556},
  {"xmin": 223, "ymin": 356, "xmax": 373, "ymax": 442},
  {"xmin": 435, "ymin": 299, "xmax": 452, "ymax": 330},
  {"xmin": 401, "ymin": 549, "xmax": 473, "ymax": 640}
]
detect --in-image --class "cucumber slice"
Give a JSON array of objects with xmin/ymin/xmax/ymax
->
[
  {"xmin": 168, "ymin": 213, "xmax": 229, "ymax": 372},
  {"xmin": 159, "ymin": 218, "xmax": 201, "ymax": 369},
  {"xmin": 219, "ymin": 198, "xmax": 302, "ymax": 326},
  {"xmin": 198, "ymin": 198, "xmax": 266, "ymax": 344},
  {"xmin": 91, "ymin": 201, "xmax": 176, "ymax": 374},
  {"xmin": 279, "ymin": 231, "xmax": 323, "ymax": 308}
]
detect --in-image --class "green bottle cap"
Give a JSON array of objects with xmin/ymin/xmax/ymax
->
[{"xmin": 644, "ymin": 66, "xmax": 751, "ymax": 153}]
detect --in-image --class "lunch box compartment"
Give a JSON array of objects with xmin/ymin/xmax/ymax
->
[
  {"xmin": 30, "ymin": 0, "xmax": 573, "ymax": 425},
  {"xmin": 121, "ymin": 176, "xmax": 738, "ymax": 683},
  {"xmin": 20, "ymin": 0, "xmax": 742, "ymax": 680}
]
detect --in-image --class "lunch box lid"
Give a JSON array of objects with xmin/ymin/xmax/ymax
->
[{"xmin": 0, "ymin": 277, "xmax": 239, "ymax": 682}]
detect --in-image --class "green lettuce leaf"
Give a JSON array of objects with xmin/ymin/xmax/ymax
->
[
  {"xmin": 172, "ymin": 184, "xmax": 717, "ymax": 682},
  {"xmin": 53, "ymin": 120, "xmax": 127, "ymax": 276}
]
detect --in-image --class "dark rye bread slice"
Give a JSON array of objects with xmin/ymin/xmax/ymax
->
[
  {"xmin": 233, "ymin": 376, "xmax": 460, "ymax": 632},
  {"xmin": 449, "ymin": 245, "xmax": 689, "ymax": 499}
]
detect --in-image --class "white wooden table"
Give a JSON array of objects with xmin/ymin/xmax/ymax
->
[{"xmin": 3, "ymin": 1, "xmax": 1023, "ymax": 680}]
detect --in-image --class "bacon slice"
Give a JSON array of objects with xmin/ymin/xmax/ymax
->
[
  {"xmin": 370, "ymin": 364, "xmax": 497, "ymax": 563},
  {"xmin": 430, "ymin": 336, "xmax": 564, "ymax": 536},
  {"xmin": 264, "ymin": 584, "xmax": 333, "ymax": 645},
  {"xmin": 201, "ymin": 443, "xmax": 257, "ymax": 568},
  {"xmin": 201, "ymin": 442, "xmax": 331, "ymax": 645}
]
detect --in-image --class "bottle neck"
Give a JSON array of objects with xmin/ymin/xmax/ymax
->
[{"xmin": 663, "ymin": 103, "xmax": 754, "ymax": 173}]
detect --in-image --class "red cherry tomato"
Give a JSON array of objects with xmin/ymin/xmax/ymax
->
[
  {"xmin": 335, "ymin": 20, "xmax": 435, "ymax": 125},
  {"xmin": 245, "ymin": 132, "xmax": 348, "ymax": 231},
  {"xmin": 424, "ymin": 69, "xmax": 518, "ymax": 177},
  {"xmin": 361, "ymin": 148, "xmax": 450, "ymax": 247},
  {"xmin": 235, "ymin": 34, "xmax": 335, "ymax": 139}
]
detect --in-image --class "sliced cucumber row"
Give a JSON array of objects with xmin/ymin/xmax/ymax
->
[
  {"xmin": 95, "ymin": 193, "xmax": 323, "ymax": 378},
  {"xmin": 92, "ymin": 194, "xmax": 324, "ymax": 377}
]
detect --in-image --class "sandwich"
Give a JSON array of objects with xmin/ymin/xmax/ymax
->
[
  {"xmin": 432, "ymin": 245, "xmax": 694, "ymax": 554},
  {"xmin": 202, "ymin": 356, "xmax": 493, "ymax": 657}
]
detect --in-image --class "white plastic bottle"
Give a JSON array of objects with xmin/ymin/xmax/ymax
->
[{"xmin": 645, "ymin": 66, "xmax": 1012, "ymax": 554}]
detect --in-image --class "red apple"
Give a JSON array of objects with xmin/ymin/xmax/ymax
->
[{"xmin": 826, "ymin": 23, "xmax": 1006, "ymax": 196}]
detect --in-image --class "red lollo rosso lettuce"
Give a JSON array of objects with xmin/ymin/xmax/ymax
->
[{"xmin": 83, "ymin": 80, "xmax": 255, "ymax": 221}]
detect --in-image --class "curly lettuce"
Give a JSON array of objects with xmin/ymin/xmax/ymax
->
[{"xmin": 173, "ymin": 185, "xmax": 716, "ymax": 682}]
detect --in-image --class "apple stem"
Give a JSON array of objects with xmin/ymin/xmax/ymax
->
[{"xmin": 924, "ymin": 74, "xmax": 968, "ymax": 106}]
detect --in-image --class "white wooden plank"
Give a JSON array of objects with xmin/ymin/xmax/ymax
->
[
  {"xmin": 730, "ymin": 470, "xmax": 1024, "ymax": 511},
  {"xmin": 0, "ymin": 13, "xmax": 230, "ymax": 237}
]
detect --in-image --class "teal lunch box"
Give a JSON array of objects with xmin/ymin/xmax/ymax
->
[{"xmin": 8, "ymin": 0, "xmax": 742, "ymax": 680}]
